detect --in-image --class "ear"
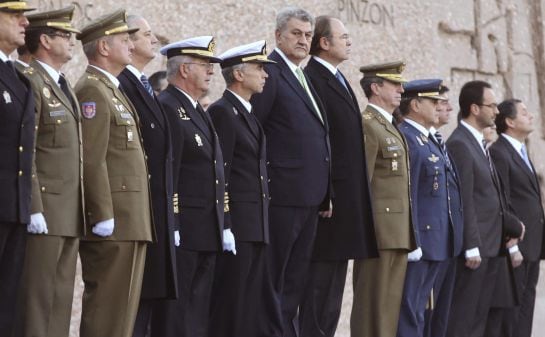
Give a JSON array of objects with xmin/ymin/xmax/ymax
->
[
  {"xmin": 275, "ymin": 29, "xmax": 282, "ymax": 43},
  {"xmin": 505, "ymin": 117, "xmax": 516, "ymax": 129},
  {"xmin": 233, "ymin": 67, "xmax": 244, "ymax": 82},
  {"xmin": 410, "ymin": 98, "xmax": 419, "ymax": 112},
  {"xmin": 319, "ymin": 36, "xmax": 330, "ymax": 51},
  {"xmin": 469, "ymin": 103, "xmax": 480, "ymax": 117},
  {"xmin": 370, "ymin": 82, "xmax": 380, "ymax": 97},
  {"xmin": 179, "ymin": 63, "xmax": 189, "ymax": 79},
  {"xmin": 39, "ymin": 34, "xmax": 51, "ymax": 51},
  {"xmin": 97, "ymin": 39, "xmax": 109, "ymax": 57}
]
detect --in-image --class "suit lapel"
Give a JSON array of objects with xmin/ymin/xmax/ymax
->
[
  {"xmin": 31, "ymin": 60, "xmax": 77, "ymax": 120},
  {"xmin": 223, "ymin": 90, "xmax": 260, "ymax": 142},
  {"xmin": 122, "ymin": 69, "xmax": 166, "ymax": 131},
  {"xmin": 270, "ymin": 51, "xmax": 324, "ymax": 125},
  {"xmin": 166, "ymin": 85, "xmax": 212, "ymax": 143},
  {"xmin": 367, "ymin": 105, "xmax": 404, "ymax": 143},
  {"xmin": 498, "ymin": 136, "xmax": 540, "ymax": 194},
  {"xmin": 0, "ymin": 61, "xmax": 26, "ymax": 104}
]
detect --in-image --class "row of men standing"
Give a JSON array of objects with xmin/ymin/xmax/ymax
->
[{"xmin": 0, "ymin": 2, "xmax": 543, "ymax": 337}]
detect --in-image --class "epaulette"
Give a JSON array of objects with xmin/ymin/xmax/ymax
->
[
  {"xmin": 362, "ymin": 112, "xmax": 373, "ymax": 120},
  {"xmin": 23, "ymin": 67, "xmax": 35, "ymax": 75}
]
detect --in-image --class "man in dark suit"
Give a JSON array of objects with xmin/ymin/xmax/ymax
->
[
  {"xmin": 489, "ymin": 99, "xmax": 545, "ymax": 337},
  {"xmin": 424, "ymin": 84, "xmax": 464, "ymax": 337},
  {"xmin": 118, "ymin": 15, "xmax": 179, "ymax": 337},
  {"xmin": 155, "ymin": 36, "xmax": 234, "ymax": 337},
  {"xmin": 396, "ymin": 79, "xmax": 455, "ymax": 337},
  {"xmin": 0, "ymin": 1, "xmax": 35, "ymax": 334},
  {"xmin": 445, "ymin": 80, "xmax": 524, "ymax": 337},
  {"xmin": 208, "ymin": 40, "xmax": 274, "ymax": 337},
  {"xmin": 299, "ymin": 16, "xmax": 377, "ymax": 337},
  {"xmin": 250, "ymin": 6, "xmax": 332, "ymax": 337},
  {"xmin": 16, "ymin": 7, "xmax": 84, "ymax": 337}
]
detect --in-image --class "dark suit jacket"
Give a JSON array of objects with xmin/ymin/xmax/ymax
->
[
  {"xmin": 490, "ymin": 135, "xmax": 545, "ymax": 261},
  {"xmin": 304, "ymin": 58, "xmax": 377, "ymax": 260},
  {"xmin": 118, "ymin": 68, "xmax": 178, "ymax": 299},
  {"xmin": 250, "ymin": 50, "xmax": 331, "ymax": 210},
  {"xmin": 446, "ymin": 124, "xmax": 522, "ymax": 257},
  {"xmin": 0, "ymin": 60, "xmax": 35, "ymax": 225},
  {"xmin": 399, "ymin": 121, "xmax": 451, "ymax": 261},
  {"xmin": 159, "ymin": 85, "xmax": 225, "ymax": 252},
  {"xmin": 209, "ymin": 90, "xmax": 269, "ymax": 243}
]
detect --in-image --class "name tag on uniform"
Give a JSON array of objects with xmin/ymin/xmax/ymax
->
[
  {"xmin": 49, "ymin": 110, "xmax": 67, "ymax": 117},
  {"xmin": 387, "ymin": 145, "xmax": 401, "ymax": 152},
  {"xmin": 120, "ymin": 112, "xmax": 132, "ymax": 119}
]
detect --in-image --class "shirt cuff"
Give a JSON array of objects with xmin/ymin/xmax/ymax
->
[
  {"xmin": 465, "ymin": 247, "xmax": 480, "ymax": 258},
  {"xmin": 508, "ymin": 245, "xmax": 520, "ymax": 254}
]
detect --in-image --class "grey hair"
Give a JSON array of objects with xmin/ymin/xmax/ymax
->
[
  {"xmin": 82, "ymin": 35, "xmax": 114, "ymax": 60},
  {"xmin": 276, "ymin": 6, "xmax": 314, "ymax": 32},
  {"xmin": 221, "ymin": 63, "xmax": 246, "ymax": 86},
  {"xmin": 127, "ymin": 14, "xmax": 144, "ymax": 40},
  {"xmin": 166, "ymin": 55, "xmax": 194, "ymax": 81}
]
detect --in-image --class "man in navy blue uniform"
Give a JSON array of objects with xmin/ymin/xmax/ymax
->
[
  {"xmin": 155, "ymin": 36, "xmax": 235, "ymax": 337},
  {"xmin": 250, "ymin": 6, "xmax": 332, "ymax": 337},
  {"xmin": 208, "ymin": 40, "xmax": 274, "ymax": 337},
  {"xmin": 0, "ymin": 0, "xmax": 35, "ymax": 333},
  {"xmin": 424, "ymin": 84, "xmax": 464, "ymax": 337},
  {"xmin": 300, "ymin": 15, "xmax": 377, "ymax": 337},
  {"xmin": 118, "ymin": 15, "xmax": 179, "ymax": 337},
  {"xmin": 396, "ymin": 79, "xmax": 456, "ymax": 337}
]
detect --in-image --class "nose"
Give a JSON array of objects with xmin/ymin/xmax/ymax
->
[
  {"xmin": 151, "ymin": 33, "xmax": 158, "ymax": 45},
  {"xmin": 21, "ymin": 16, "xmax": 29, "ymax": 27}
]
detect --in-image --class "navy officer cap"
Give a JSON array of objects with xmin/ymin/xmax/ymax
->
[
  {"xmin": 218, "ymin": 40, "xmax": 276, "ymax": 69},
  {"xmin": 160, "ymin": 36, "xmax": 221, "ymax": 63},
  {"xmin": 402, "ymin": 79, "xmax": 447, "ymax": 100}
]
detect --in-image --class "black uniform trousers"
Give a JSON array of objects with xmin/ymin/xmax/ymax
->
[
  {"xmin": 446, "ymin": 257, "xmax": 501, "ymax": 337},
  {"xmin": 0, "ymin": 223, "xmax": 26, "ymax": 334},
  {"xmin": 153, "ymin": 250, "xmax": 216, "ymax": 337},
  {"xmin": 299, "ymin": 260, "xmax": 348, "ymax": 337},
  {"xmin": 261, "ymin": 205, "xmax": 319, "ymax": 337},
  {"xmin": 210, "ymin": 242, "xmax": 266, "ymax": 337}
]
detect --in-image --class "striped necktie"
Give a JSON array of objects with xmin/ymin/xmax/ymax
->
[
  {"xmin": 140, "ymin": 74, "xmax": 154, "ymax": 97},
  {"xmin": 295, "ymin": 67, "xmax": 323, "ymax": 123}
]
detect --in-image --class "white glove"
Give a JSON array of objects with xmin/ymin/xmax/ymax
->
[
  {"xmin": 222, "ymin": 228, "xmax": 236, "ymax": 255},
  {"xmin": 174, "ymin": 230, "xmax": 180, "ymax": 247},
  {"xmin": 92, "ymin": 218, "xmax": 115, "ymax": 237},
  {"xmin": 408, "ymin": 247, "xmax": 423, "ymax": 262},
  {"xmin": 27, "ymin": 212, "xmax": 48, "ymax": 234}
]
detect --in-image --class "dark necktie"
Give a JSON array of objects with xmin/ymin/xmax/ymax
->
[
  {"xmin": 434, "ymin": 131, "xmax": 451, "ymax": 167},
  {"xmin": 58, "ymin": 75, "xmax": 77, "ymax": 111},
  {"xmin": 5, "ymin": 60, "xmax": 17, "ymax": 77},
  {"xmin": 140, "ymin": 74, "xmax": 154, "ymax": 97}
]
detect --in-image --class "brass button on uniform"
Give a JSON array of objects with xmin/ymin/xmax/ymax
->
[
  {"xmin": 121, "ymin": 185, "xmax": 127, "ymax": 190},
  {"xmin": 126, "ymin": 120, "xmax": 131, "ymax": 125},
  {"xmin": 18, "ymin": 170, "xmax": 23, "ymax": 176},
  {"xmin": 385, "ymin": 207, "xmax": 390, "ymax": 212},
  {"xmin": 41, "ymin": 186, "xmax": 45, "ymax": 192},
  {"xmin": 215, "ymin": 180, "xmax": 219, "ymax": 184},
  {"xmin": 18, "ymin": 146, "xmax": 23, "ymax": 152},
  {"xmin": 426, "ymin": 225, "xmax": 431, "ymax": 230},
  {"xmin": 56, "ymin": 119, "xmax": 61, "ymax": 124}
]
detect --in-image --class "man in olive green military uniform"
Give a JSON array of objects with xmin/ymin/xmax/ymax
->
[
  {"xmin": 350, "ymin": 61, "xmax": 416, "ymax": 337},
  {"xmin": 75, "ymin": 9, "xmax": 154, "ymax": 337},
  {"xmin": 14, "ymin": 6, "xmax": 84, "ymax": 337}
]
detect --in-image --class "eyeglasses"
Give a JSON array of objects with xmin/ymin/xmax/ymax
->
[
  {"xmin": 184, "ymin": 62, "xmax": 214, "ymax": 70},
  {"xmin": 47, "ymin": 32, "xmax": 72, "ymax": 40},
  {"xmin": 479, "ymin": 103, "xmax": 498, "ymax": 109}
]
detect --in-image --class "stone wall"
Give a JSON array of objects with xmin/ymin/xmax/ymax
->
[{"xmin": 23, "ymin": 1, "xmax": 545, "ymax": 336}]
